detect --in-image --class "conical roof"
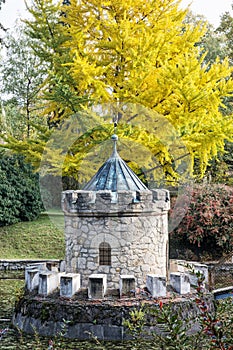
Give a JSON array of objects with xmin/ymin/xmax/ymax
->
[{"xmin": 83, "ymin": 135, "xmax": 148, "ymax": 192}]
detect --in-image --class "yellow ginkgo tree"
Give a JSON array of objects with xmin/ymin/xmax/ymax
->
[
  {"xmin": 1, "ymin": 0, "xmax": 233, "ymax": 184},
  {"xmin": 57, "ymin": 0, "xmax": 233, "ymax": 180}
]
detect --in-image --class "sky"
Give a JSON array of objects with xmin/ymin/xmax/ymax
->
[
  {"xmin": 0, "ymin": 0, "xmax": 232, "ymax": 29},
  {"xmin": 181, "ymin": 0, "xmax": 233, "ymax": 27}
]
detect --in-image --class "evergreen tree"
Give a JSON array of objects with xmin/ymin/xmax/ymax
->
[{"xmin": 0, "ymin": 154, "xmax": 43, "ymax": 226}]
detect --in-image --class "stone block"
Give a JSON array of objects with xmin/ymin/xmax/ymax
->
[
  {"xmin": 146, "ymin": 275, "xmax": 166, "ymax": 298},
  {"xmin": 60, "ymin": 273, "xmax": 81, "ymax": 298},
  {"xmin": 117, "ymin": 191, "xmax": 134, "ymax": 204},
  {"xmin": 59, "ymin": 260, "xmax": 66, "ymax": 272},
  {"xmin": 103, "ymin": 325, "xmax": 124, "ymax": 341},
  {"xmin": 170, "ymin": 272, "xmax": 190, "ymax": 294},
  {"xmin": 25, "ymin": 262, "xmax": 47, "ymax": 271},
  {"xmin": 151, "ymin": 189, "xmax": 169, "ymax": 201},
  {"xmin": 77, "ymin": 257, "xmax": 86, "ymax": 269},
  {"xmin": 76, "ymin": 191, "xmax": 95, "ymax": 205},
  {"xmin": 169, "ymin": 259, "xmax": 186, "ymax": 273},
  {"xmin": 88, "ymin": 274, "xmax": 107, "ymax": 299},
  {"xmin": 46, "ymin": 261, "xmax": 59, "ymax": 272},
  {"xmin": 38, "ymin": 272, "xmax": 60, "ymax": 296},
  {"xmin": 87, "ymin": 261, "xmax": 96, "ymax": 270},
  {"xmin": 151, "ymin": 189, "xmax": 170, "ymax": 210},
  {"xmin": 119, "ymin": 275, "xmax": 136, "ymax": 298},
  {"xmin": 188, "ymin": 263, "xmax": 209, "ymax": 287},
  {"xmin": 25, "ymin": 263, "xmax": 47, "ymax": 291},
  {"xmin": 141, "ymin": 264, "xmax": 150, "ymax": 272},
  {"xmin": 96, "ymin": 191, "xmax": 112, "ymax": 204},
  {"xmin": 135, "ymin": 190, "xmax": 153, "ymax": 202},
  {"xmin": 25, "ymin": 269, "xmax": 40, "ymax": 291}
]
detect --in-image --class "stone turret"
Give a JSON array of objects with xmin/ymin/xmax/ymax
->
[
  {"xmin": 62, "ymin": 135, "xmax": 170, "ymax": 290},
  {"xmin": 13, "ymin": 135, "xmax": 213, "ymax": 342}
]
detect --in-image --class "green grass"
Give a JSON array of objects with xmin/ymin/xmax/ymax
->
[
  {"xmin": 0, "ymin": 277, "xmax": 24, "ymax": 318},
  {"xmin": 0, "ymin": 213, "xmax": 65, "ymax": 259}
]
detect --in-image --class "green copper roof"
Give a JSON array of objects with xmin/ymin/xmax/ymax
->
[{"xmin": 83, "ymin": 135, "xmax": 148, "ymax": 192}]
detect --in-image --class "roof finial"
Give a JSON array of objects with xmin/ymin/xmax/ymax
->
[
  {"xmin": 114, "ymin": 121, "xmax": 118, "ymax": 134},
  {"xmin": 111, "ymin": 134, "xmax": 118, "ymax": 156}
]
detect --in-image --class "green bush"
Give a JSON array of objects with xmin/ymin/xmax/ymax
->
[
  {"xmin": 0, "ymin": 154, "xmax": 43, "ymax": 226},
  {"xmin": 170, "ymin": 184, "xmax": 233, "ymax": 260},
  {"xmin": 124, "ymin": 270, "xmax": 233, "ymax": 349}
]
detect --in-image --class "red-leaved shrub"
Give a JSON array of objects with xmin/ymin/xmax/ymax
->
[{"xmin": 170, "ymin": 184, "xmax": 233, "ymax": 260}]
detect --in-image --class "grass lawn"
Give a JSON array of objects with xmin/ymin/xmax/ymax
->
[{"xmin": 0, "ymin": 212, "xmax": 65, "ymax": 259}]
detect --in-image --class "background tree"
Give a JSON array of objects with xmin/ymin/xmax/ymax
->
[
  {"xmin": 0, "ymin": 98, "xmax": 28, "ymax": 140},
  {"xmin": 0, "ymin": 0, "xmax": 5, "ymax": 9},
  {"xmin": 217, "ymin": 6, "xmax": 233, "ymax": 65},
  {"xmin": 0, "ymin": 153, "xmax": 43, "ymax": 226},
  {"xmin": 1, "ymin": 0, "xmax": 233, "ymax": 186},
  {"xmin": 0, "ymin": 0, "xmax": 6, "ymax": 32},
  {"xmin": 184, "ymin": 11, "xmax": 233, "ymax": 185},
  {"xmin": 202, "ymin": 7, "xmax": 233, "ymax": 184},
  {"xmin": 0, "ymin": 26, "xmax": 47, "ymax": 139},
  {"xmin": 24, "ymin": 0, "xmax": 88, "ymax": 126},
  {"xmin": 55, "ymin": 0, "xmax": 233, "ymax": 179}
]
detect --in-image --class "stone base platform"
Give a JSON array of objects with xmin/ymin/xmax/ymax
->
[{"xmin": 12, "ymin": 290, "xmax": 214, "ymax": 341}]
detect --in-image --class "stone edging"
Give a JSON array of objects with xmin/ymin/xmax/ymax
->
[{"xmin": 0, "ymin": 259, "xmax": 61, "ymax": 271}]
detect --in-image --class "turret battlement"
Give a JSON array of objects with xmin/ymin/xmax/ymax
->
[{"xmin": 61, "ymin": 189, "xmax": 170, "ymax": 216}]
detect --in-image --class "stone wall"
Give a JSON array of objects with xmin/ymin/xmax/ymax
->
[
  {"xmin": 12, "ymin": 294, "xmax": 214, "ymax": 341},
  {"xmin": 0, "ymin": 259, "xmax": 61, "ymax": 271},
  {"xmin": 62, "ymin": 189, "xmax": 170, "ymax": 289}
]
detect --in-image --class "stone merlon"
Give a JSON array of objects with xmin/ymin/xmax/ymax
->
[{"xmin": 61, "ymin": 189, "xmax": 170, "ymax": 216}]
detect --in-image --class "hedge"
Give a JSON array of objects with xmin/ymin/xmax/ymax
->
[{"xmin": 0, "ymin": 154, "xmax": 43, "ymax": 226}]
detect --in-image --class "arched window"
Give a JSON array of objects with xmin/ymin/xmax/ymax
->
[{"xmin": 99, "ymin": 242, "xmax": 111, "ymax": 266}]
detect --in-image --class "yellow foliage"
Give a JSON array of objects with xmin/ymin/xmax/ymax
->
[
  {"xmin": 3, "ymin": 0, "xmax": 233, "ymax": 183},
  {"xmin": 59, "ymin": 0, "xmax": 233, "ymax": 178}
]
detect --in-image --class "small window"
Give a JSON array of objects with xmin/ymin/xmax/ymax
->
[{"xmin": 99, "ymin": 242, "xmax": 111, "ymax": 265}]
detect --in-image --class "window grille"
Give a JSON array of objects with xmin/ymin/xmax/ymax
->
[{"xmin": 99, "ymin": 242, "xmax": 111, "ymax": 265}]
